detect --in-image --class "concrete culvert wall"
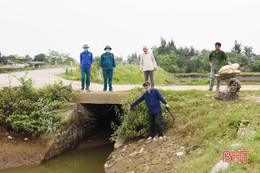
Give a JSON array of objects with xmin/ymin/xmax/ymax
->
[{"xmin": 42, "ymin": 103, "xmax": 121, "ymax": 162}]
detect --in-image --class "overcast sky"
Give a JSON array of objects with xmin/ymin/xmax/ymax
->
[{"xmin": 0, "ymin": 0, "xmax": 259, "ymax": 61}]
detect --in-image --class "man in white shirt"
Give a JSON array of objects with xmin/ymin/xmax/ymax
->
[{"xmin": 140, "ymin": 46, "xmax": 157, "ymax": 88}]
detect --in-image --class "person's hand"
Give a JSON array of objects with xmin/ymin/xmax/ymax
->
[
  {"xmin": 154, "ymin": 67, "xmax": 157, "ymax": 71},
  {"xmin": 166, "ymin": 104, "xmax": 169, "ymax": 110},
  {"xmin": 99, "ymin": 69, "xmax": 102, "ymax": 74},
  {"xmin": 114, "ymin": 68, "xmax": 116, "ymax": 75},
  {"xmin": 209, "ymin": 62, "xmax": 212, "ymax": 66},
  {"xmin": 127, "ymin": 104, "xmax": 131, "ymax": 110},
  {"xmin": 140, "ymin": 70, "xmax": 142, "ymax": 74}
]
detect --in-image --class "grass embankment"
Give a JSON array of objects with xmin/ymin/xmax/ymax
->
[
  {"xmin": 175, "ymin": 72, "xmax": 260, "ymax": 85},
  {"xmin": 175, "ymin": 72, "xmax": 260, "ymax": 77},
  {"xmin": 58, "ymin": 65, "xmax": 179, "ymax": 85},
  {"xmin": 111, "ymin": 88, "xmax": 260, "ymax": 172},
  {"xmin": 59, "ymin": 66, "xmax": 260, "ymax": 85}
]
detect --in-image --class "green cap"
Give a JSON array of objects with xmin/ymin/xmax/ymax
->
[
  {"xmin": 83, "ymin": 44, "xmax": 89, "ymax": 48},
  {"xmin": 104, "ymin": 45, "xmax": 112, "ymax": 50}
]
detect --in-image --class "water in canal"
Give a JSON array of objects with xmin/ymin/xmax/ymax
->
[{"xmin": 1, "ymin": 130, "xmax": 114, "ymax": 173}]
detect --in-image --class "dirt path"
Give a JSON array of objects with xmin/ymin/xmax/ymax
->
[{"xmin": 0, "ymin": 68, "xmax": 259, "ymax": 91}]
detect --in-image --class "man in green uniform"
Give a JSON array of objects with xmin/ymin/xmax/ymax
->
[
  {"xmin": 208, "ymin": 42, "xmax": 231, "ymax": 91},
  {"xmin": 100, "ymin": 45, "xmax": 116, "ymax": 91}
]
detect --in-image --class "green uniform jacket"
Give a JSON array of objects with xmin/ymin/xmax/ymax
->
[
  {"xmin": 100, "ymin": 53, "xmax": 116, "ymax": 70},
  {"xmin": 209, "ymin": 50, "xmax": 228, "ymax": 70}
]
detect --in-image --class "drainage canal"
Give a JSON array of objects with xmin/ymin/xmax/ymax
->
[{"xmin": 2, "ymin": 104, "xmax": 123, "ymax": 173}]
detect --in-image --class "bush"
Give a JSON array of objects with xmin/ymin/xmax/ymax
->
[
  {"xmin": 0, "ymin": 75, "xmax": 78, "ymax": 135},
  {"xmin": 110, "ymin": 87, "xmax": 170, "ymax": 141},
  {"xmin": 39, "ymin": 80, "xmax": 77, "ymax": 102},
  {"xmin": 6, "ymin": 98, "xmax": 62, "ymax": 134}
]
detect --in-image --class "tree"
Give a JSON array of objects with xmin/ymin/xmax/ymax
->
[
  {"xmin": 6, "ymin": 55, "xmax": 17, "ymax": 64},
  {"xmin": 46, "ymin": 50, "xmax": 75, "ymax": 65},
  {"xmin": 34, "ymin": 53, "xmax": 46, "ymax": 62},
  {"xmin": 233, "ymin": 40, "xmax": 242, "ymax": 54},
  {"xmin": 115, "ymin": 56, "xmax": 124, "ymax": 65},
  {"xmin": 226, "ymin": 51, "xmax": 253, "ymax": 71},
  {"xmin": 251, "ymin": 58, "xmax": 260, "ymax": 72},
  {"xmin": 243, "ymin": 46, "xmax": 255, "ymax": 57},
  {"xmin": 0, "ymin": 52, "xmax": 8, "ymax": 65},
  {"xmin": 160, "ymin": 37, "xmax": 167, "ymax": 47},
  {"xmin": 25, "ymin": 55, "xmax": 32, "ymax": 62},
  {"xmin": 167, "ymin": 39, "xmax": 176, "ymax": 51},
  {"xmin": 157, "ymin": 37, "xmax": 170, "ymax": 55},
  {"xmin": 127, "ymin": 52, "xmax": 139, "ymax": 65}
]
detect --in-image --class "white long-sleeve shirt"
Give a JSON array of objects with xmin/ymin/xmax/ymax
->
[{"xmin": 140, "ymin": 52, "xmax": 157, "ymax": 71}]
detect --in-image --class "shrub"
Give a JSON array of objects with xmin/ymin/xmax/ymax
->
[
  {"xmin": 0, "ymin": 75, "xmax": 77, "ymax": 135},
  {"xmin": 110, "ymin": 87, "xmax": 170, "ymax": 141}
]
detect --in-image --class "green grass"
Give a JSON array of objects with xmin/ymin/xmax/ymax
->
[
  {"xmin": 175, "ymin": 72, "xmax": 260, "ymax": 77},
  {"xmin": 59, "ymin": 65, "xmax": 260, "ymax": 85},
  {"xmin": 163, "ymin": 90, "xmax": 260, "ymax": 172},
  {"xmin": 122, "ymin": 88, "xmax": 260, "ymax": 172},
  {"xmin": 179, "ymin": 79, "xmax": 260, "ymax": 85},
  {"xmin": 59, "ymin": 65, "xmax": 179, "ymax": 85}
]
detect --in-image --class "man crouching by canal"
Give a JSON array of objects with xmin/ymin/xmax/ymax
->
[{"xmin": 127, "ymin": 81, "xmax": 169, "ymax": 140}]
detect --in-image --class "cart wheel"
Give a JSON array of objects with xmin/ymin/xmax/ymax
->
[{"xmin": 228, "ymin": 78, "xmax": 241, "ymax": 93}]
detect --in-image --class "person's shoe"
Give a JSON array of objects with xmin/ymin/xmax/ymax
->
[
  {"xmin": 147, "ymin": 136, "xmax": 153, "ymax": 141},
  {"xmin": 81, "ymin": 88, "xmax": 84, "ymax": 90},
  {"xmin": 153, "ymin": 136, "xmax": 159, "ymax": 141},
  {"xmin": 216, "ymin": 88, "xmax": 220, "ymax": 91},
  {"xmin": 207, "ymin": 89, "xmax": 213, "ymax": 91},
  {"xmin": 86, "ymin": 88, "xmax": 90, "ymax": 91},
  {"xmin": 159, "ymin": 136, "xmax": 163, "ymax": 140}
]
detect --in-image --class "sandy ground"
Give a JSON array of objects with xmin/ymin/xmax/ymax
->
[
  {"xmin": 0, "ymin": 126, "xmax": 50, "ymax": 170},
  {"xmin": 105, "ymin": 123, "xmax": 181, "ymax": 173},
  {"xmin": 0, "ymin": 67, "xmax": 260, "ymax": 91}
]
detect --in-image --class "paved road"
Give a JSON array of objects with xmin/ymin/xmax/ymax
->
[{"xmin": 0, "ymin": 68, "xmax": 259, "ymax": 91}]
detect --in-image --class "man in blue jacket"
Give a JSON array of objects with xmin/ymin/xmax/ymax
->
[
  {"xmin": 128, "ymin": 81, "xmax": 169, "ymax": 140},
  {"xmin": 80, "ymin": 44, "xmax": 93, "ymax": 90},
  {"xmin": 100, "ymin": 45, "xmax": 116, "ymax": 91}
]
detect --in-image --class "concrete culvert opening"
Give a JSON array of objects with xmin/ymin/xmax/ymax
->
[{"xmin": 77, "ymin": 103, "xmax": 122, "ymax": 149}]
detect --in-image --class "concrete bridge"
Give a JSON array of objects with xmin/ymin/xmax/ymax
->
[{"xmin": 78, "ymin": 92, "xmax": 129, "ymax": 104}]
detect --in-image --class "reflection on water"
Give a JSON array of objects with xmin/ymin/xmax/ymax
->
[{"xmin": 2, "ymin": 131, "xmax": 114, "ymax": 173}]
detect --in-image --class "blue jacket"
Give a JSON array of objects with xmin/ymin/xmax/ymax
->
[
  {"xmin": 130, "ymin": 89, "xmax": 167, "ymax": 114},
  {"xmin": 100, "ymin": 53, "xmax": 116, "ymax": 70},
  {"xmin": 80, "ymin": 51, "xmax": 93, "ymax": 69}
]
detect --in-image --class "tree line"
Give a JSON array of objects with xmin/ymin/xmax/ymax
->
[
  {"xmin": 126, "ymin": 38, "xmax": 260, "ymax": 73},
  {"xmin": 1, "ymin": 39, "xmax": 260, "ymax": 72},
  {"xmin": 0, "ymin": 50, "xmax": 76, "ymax": 66}
]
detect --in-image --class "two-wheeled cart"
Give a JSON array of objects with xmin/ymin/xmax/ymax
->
[{"xmin": 214, "ymin": 73, "xmax": 241, "ymax": 101}]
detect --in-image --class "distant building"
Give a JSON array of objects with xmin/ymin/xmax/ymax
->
[
  {"xmin": 30, "ymin": 61, "xmax": 45, "ymax": 68},
  {"xmin": 17, "ymin": 58, "xmax": 30, "ymax": 63}
]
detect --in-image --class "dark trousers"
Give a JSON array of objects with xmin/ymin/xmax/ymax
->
[
  {"xmin": 103, "ymin": 69, "xmax": 113, "ymax": 91},
  {"xmin": 81, "ymin": 69, "xmax": 91, "ymax": 89},
  {"xmin": 148, "ymin": 110, "xmax": 163, "ymax": 137},
  {"xmin": 144, "ymin": 70, "xmax": 155, "ymax": 88}
]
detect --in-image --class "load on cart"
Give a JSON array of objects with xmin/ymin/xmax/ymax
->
[{"xmin": 214, "ymin": 63, "xmax": 241, "ymax": 101}]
